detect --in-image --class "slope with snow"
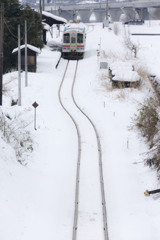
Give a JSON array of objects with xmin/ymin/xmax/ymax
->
[{"xmin": 1, "ymin": 21, "xmax": 160, "ymax": 240}]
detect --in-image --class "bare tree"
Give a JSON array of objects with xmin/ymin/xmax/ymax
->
[{"xmin": 124, "ymin": 37, "xmax": 140, "ymax": 58}]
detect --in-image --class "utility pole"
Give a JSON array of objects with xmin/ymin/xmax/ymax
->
[
  {"xmin": 25, "ymin": 20, "xmax": 28, "ymax": 87},
  {"xmin": 39, "ymin": 0, "xmax": 43, "ymax": 42},
  {"xmin": 42, "ymin": 0, "xmax": 45, "ymax": 11},
  {"xmin": 55, "ymin": 0, "xmax": 57, "ymax": 15},
  {"xmin": 103, "ymin": 0, "xmax": 109, "ymax": 28},
  {"xmin": 18, "ymin": 24, "xmax": 21, "ymax": 106},
  {"xmin": 39, "ymin": 0, "xmax": 42, "ymax": 17},
  {"xmin": 106, "ymin": 0, "xmax": 108, "ymax": 20},
  {"xmin": 0, "ymin": 3, "xmax": 4, "ymax": 106}
]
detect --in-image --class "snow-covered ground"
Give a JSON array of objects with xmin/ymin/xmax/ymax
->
[{"xmin": 1, "ymin": 21, "xmax": 160, "ymax": 240}]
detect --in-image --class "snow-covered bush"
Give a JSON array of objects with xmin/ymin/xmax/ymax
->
[
  {"xmin": 0, "ymin": 110, "xmax": 34, "ymax": 165},
  {"xmin": 136, "ymin": 98, "xmax": 159, "ymax": 143},
  {"xmin": 136, "ymin": 65, "xmax": 150, "ymax": 80},
  {"xmin": 135, "ymin": 97, "xmax": 160, "ymax": 173}
]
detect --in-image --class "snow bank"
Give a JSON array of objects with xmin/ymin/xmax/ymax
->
[{"xmin": 1, "ymin": 22, "xmax": 160, "ymax": 240}]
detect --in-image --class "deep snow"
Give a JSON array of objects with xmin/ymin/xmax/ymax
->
[{"xmin": 1, "ymin": 21, "xmax": 160, "ymax": 240}]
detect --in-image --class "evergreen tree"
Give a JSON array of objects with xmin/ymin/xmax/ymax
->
[{"xmin": 2, "ymin": 0, "xmax": 43, "ymax": 72}]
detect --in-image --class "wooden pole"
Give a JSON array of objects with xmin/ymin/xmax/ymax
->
[
  {"xmin": 144, "ymin": 189, "xmax": 160, "ymax": 196},
  {"xmin": 106, "ymin": 0, "xmax": 108, "ymax": 19},
  {"xmin": 39, "ymin": 0, "xmax": 42, "ymax": 17},
  {"xmin": 42, "ymin": 0, "xmax": 45, "ymax": 11}
]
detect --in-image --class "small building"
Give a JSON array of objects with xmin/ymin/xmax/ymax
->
[
  {"xmin": 42, "ymin": 11, "xmax": 67, "ymax": 45},
  {"xmin": 12, "ymin": 44, "xmax": 41, "ymax": 72},
  {"xmin": 109, "ymin": 61, "xmax": 141, "ymax": 88}
]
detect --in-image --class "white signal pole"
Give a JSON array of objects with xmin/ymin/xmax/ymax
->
[
  {"xmin": 25, "ymin": 20, "xmax": 28, "ymax": 87},
  {"xmin": 18, "ymin": 24, "xmax": 21, "ymax": 106}
]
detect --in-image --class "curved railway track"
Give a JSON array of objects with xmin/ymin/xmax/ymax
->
[
  {"xmin": 58, "ymin": 60, "xmax": 109, "ymax": 240},
  {"xmin": 86, "ymin": 24, "xmax": 94, "ymax": 34}
]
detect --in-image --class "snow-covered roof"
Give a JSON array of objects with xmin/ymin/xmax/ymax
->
[
  {"xmin": 109, "ymin": 61, "xmax": 139, "ymax": 82},
  {"xmin": 12, "ymin": 44, "xmax": 41, "ymax": 54},
  {"xmin": 112, "ymin": 71, "xmax": 140, "ymax": 82},
  {"xmin": 42, "ymin": 11, "xmax": 67, "ymax": 25},
  {"xmin": 64, "ymin": 23, "xmax": 86, "ymax": 33},
  {"xmin": 109, "ymin": 61, "xmax": 133, "ymax": 71},
  {"xmin": 111, "ymin": 66, "xmax": 133, "ymax": 76}
]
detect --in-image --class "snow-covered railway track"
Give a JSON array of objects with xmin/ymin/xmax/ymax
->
[
  {"xmin": 58, "ymin": 60, "xmax": 109, "ymax": 240},
  {"xmin": 86, "ymin": 24, "xmax": 94, "ymax": 34}
]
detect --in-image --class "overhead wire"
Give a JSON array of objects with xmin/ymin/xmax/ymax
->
[
  {"xmin": 3, "ymin": 1, "xmax": 41, "ymax": 40},
  {"xmin": 4, "ymin": 16, "xmax": 41, "ymax": 41}
]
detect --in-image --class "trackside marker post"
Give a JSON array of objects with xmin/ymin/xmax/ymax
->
[
  {"xmin": 32, "ymin": 101, "xmax": 39, "ymax": 130},
  {"xmin": 144, "ymin": 189, "xmax": 160, "ymax": 196}
]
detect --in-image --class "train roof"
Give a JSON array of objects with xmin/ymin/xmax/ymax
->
[{"xmin": 64, "ymin": 23, "xmax": 86, "ymax": 33}]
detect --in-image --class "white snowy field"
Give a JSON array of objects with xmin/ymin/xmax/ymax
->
[{"xmin": 1, "ymin": 21, "xmax": 160, "ymax": 240}]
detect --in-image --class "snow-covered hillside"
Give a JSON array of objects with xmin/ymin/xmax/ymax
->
[{"xmin": 1, "ymin": 21, "xmax": 160, "ymax": 240}]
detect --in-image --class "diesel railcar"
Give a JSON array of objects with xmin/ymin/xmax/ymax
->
[{"xmin": 62, "ymin": 23, "xmax": 86, "ymax": 60}]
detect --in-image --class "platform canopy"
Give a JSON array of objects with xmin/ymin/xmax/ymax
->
[{"xmin": 42, "ymin": 11, "xmax": 67, "ymax": 26}]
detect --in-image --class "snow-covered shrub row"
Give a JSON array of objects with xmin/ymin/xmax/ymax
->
[
  {"xmin": 135, "ymin": 97, "xmax": 160, "ymax": 173},
  {"xmin": 0, "ymin": 109, "xmax": 34, "ymax": 165}
]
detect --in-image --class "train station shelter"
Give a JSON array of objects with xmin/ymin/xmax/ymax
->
[
  {"xmin": 42, "ymin": 11, "xmax": 67, "ymax": 44},
  {"xmin": 42, "ymin": 11, "xmax": 67, "ymax": 26},
  {"xmin": 12, "ymin": 44, "xmax": 40, "ymax": 72}
]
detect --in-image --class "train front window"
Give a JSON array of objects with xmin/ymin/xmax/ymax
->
[
  {"xmin": 64, "ymin": 33, "xmax": 70, "ymax": 43},
  {"xmin": 71, "ymin": 36, "xmax": 76, "ymax": 43},
  {"xmin": 77, "ymin": 33, "xmax": 83, "ymax": 43}
]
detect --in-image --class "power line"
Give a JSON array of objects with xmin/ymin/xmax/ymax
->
[
  {"xmin": 4, "ymin": 18, "xmax": 36, "ymax": 40},
  {"xmin": 4, "ymin": 18, "xmax": 18, "ymax": 39}
]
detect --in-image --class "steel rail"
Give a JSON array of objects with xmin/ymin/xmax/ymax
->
[
  {"xmin": 58, "ymin": 60, "xmax": 81, "ymax": 240},
  {"xmin": 72, "ymin": 61, "xmax": 109, "ymax": 240}
]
